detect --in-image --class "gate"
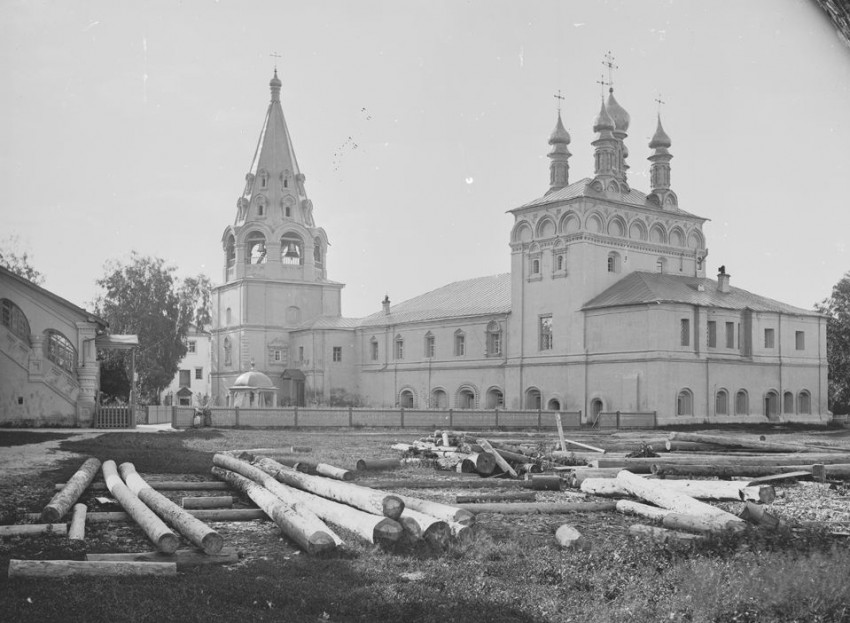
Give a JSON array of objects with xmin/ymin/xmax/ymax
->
[{"xmin": 94, "ymin": 404, "xmax": 135, "ymax": 428}]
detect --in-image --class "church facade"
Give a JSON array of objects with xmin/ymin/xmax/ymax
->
[{"xmin": 210, "ymin": 73, "xmax": 827, "ymax": 425}]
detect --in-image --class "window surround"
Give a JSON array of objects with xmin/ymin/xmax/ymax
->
[{"xmin": 539, "ymin": 315, "xmax": 553, "ymax": 351}]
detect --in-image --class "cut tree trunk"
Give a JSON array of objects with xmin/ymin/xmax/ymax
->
[
  {"xmin": 668, "ymin": 431, "xmax": 844, "ymax": 454},
  {"xmin": 211, "ymin": 466, "xmax": 338, "ymax": 554},
  {"xmin": 8, "ymin": 560, "xmax": 177, "ymax": 578},
  {"xmin": 68, "ymin": 503, "xmax": 87, "ymax": 541},
  {"xmin": 629, "ymin": 524, "xmax": 704, "ymax": 543},
  {"xmin": 455, "ymin": 491, "xmax": 536, "ymax": 504},
  {"xmin": 181, "ymin": 496, "xmax": 234, "ymax": 509},
  {"xmin": 476, "ymin": 439, "xmax": 518, "ymax": 478},
  {"xmin": 249, "ymin": 455, "xmax": 404, "ymax": 520},
  {"xmin": 315, "ymin": 463, "xmax": 354, "ymax": 481},
  {"xmin": 555, "ymin": 524, "xmax": 589, "ymax": 550},
  {"xmin": 398, "ymin": 508, "xmax": 450, "ymax": 545},
  {"xmin": 55, "ymin": 480, "xmax": 231, "ymax": 492},
  {"xmin": 41, "ymin": 457, "xmax": 101, "ymax": 522},
  {"xmin": 355, "ymin": 458, "xmax": 402, "ymax": 471},
  {"xmin": 361, "ymin": 478, "xmax": 527, "ymax": 490},
  {"xmin": 739, "ymin": 501, "xmax": 784, "ymax": 528},
  {"xmin": 652, "ymin": 464, "xmax": 816, "ymax": 478},
  {"xmin": 0, "ymin": 524, "xmax": 67, "ymax": 537},
  {"xmin": 595, "ymin": 453, "xmax": 850, "ymax": 469},
  {"xmin": 119, "ymin": 463, "xmax": 224, "ymax": 555},
  {"xmin": 457, "ymin": 501, "xmax": 616, "ymax": 514},
  {"xmin": 465, "ymin": 452, "xmax": 496, "ymax": 475},
  {"xmin": 61, "ymin": 509, "xmax": 268, "ymax": 524},
  {"xmin": 615, "ymin": 500, "xmax": 670, "ymax": 522},
  {"xmin": 581, "ymin": 477, "xmax": 775, "ymax": 503},
  {"xmin": 102, "ymin": 460, "xmax": 179, "ymax": 554},
  {"xmin": 87, "ymin": 548, "xmax": 239, "ymax": 569},
  {"xmin": 661, "ymin": 512, "xmax": 747, "ymax": 534},
  {"xmin": 616, "ymin": 470, "xmax": 744, "ymax": 529},
  {"xmin": 525, "ymin": 475, "xmax": 562, "ymax": 491}
]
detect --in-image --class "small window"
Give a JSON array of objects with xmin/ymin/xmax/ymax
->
[
  {"xmin": 179, "ymin": 369, "xmax": 191, "ymax": 387},
  {"xmin": 424, "ymin": 332, "xmax": 435, "ymax": 358},
  {"xmin": 195, "ymin": 367, "xmax": 203, "ymax": 380},
  {"xmin": 298, "ymin": 346, "xmax": 304, "ymax": 362},
  {"xmin": 370, "ymin": 338, "xmax": 379, "ymax": 361},
  {"xmin": 677, "ymin": 389, "xmax": 693, "ymax": 416},
  {"xmin": 556, "ymin": 254, "xmax": 565, "ymax": 272},
  {"xmin": 680, "ymin": 319, "xmax": 690, "ymax": 346},
  {"xmin": 725, "ymin": 322, "xmax": 734, "ymax": 349},
  {"xmin": 531, "ymin": 258, "xmax": 540, "ymax": 275},
  {"xmin": 656, "ymin": 257, "xmax": 665, "ymax": 273},
  {"xmin": 707, "ymin": 321, "xmax": 717, "ymax": 348},
  {"xmin": 795, "ymin": 331, "xmax": 805, "ymax": 350},
  {"xmin": 607, "ymin": 252, "xmax": 621, "ymax": 274},
  {"xmin": 539, "ymin": 315, "xmax": 553, "ymax": 350},
  {"xmin": 188, "ymin": 341, "xmax": 196, "ymax": 354},
  {"xmin": 454, "ymin": 330, "xmax": 465, "ymax": 356},
  {"xmin": 224, "ymin": 337, "xmax": 232, "ymax": 366},
  {"xmin": 764, "ymin": 328, "xmax": 775, "ymax": 349},
  {"xmin": 45, "ymin": 330, "xmax": 76, "ymax": 374},
  {"xmin": 735, "ymin": 390, "xmax": 749, "ymax": 415},
  {"xmin": 273, "ymin": 349, "xmax": 282, "ymax": 362},
  {"xmin": 332, "ymin": 346, "xmax": 342, "ymax": 362},
  {"xmin": 798, "ymin": 390, "xmax": 811, "ymax": 414},
  {"xmin": 486, "ymin": 321, "xmax": 502, "ymax": 356},
  {"xmin": 394, "ymin": 336, "xmax": 404, "ymax": 360},
  {"xmin": 225, "ymin": 236, "xmax": 236, "ymax": 269},
  {"xmin": 225, "ymin": 308, "xmax": 232, "ymax": 325},
  {"xmin": 715, "ymin": 389, "xmax": 728, "ymax": 415}
]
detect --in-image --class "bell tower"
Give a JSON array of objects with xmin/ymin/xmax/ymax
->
[{"xmin": 211, "ymin": 70, "xmax": 345, "ymax": 406}]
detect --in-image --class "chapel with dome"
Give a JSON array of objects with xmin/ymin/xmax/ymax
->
[{"xmin": 209, "ymin": 69, "xmax": 827, "ymax": 424}]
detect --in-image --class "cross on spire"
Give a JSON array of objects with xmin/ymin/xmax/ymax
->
[
  {"xmin": 553, "ymin": 89, "xmax": 565, "ymax": 113},
  {"xmin": 655, "ymin": 93, "xmax": 666, "ymax": 114},
  {"xmin": 595, "ymin": 74, "xmax": 610, "ymax": 99},
  {"xmin": 602, "ymin": 50, "xmax": 618, "ymax": 89},
  {"xmin": 270, "ymin": 52, "xmax": 282, "ymax": 70}
]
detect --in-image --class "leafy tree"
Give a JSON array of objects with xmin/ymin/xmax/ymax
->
[
  {"xmin": 816, "ymin": 272, "xmax": 850, "ymax": 414},
  {"xmin": 178, "ymin": 274, "xmax": 213, "ymax": 328},
  {"xmin": 95, "ymin": 253, "xmax": 189, "ymax": 404},
  {"xmin": 0, "ymin": 235, "xmax": 44, "ymax": 285}
]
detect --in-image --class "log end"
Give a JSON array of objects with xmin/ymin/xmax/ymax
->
[
  {"xmin": 306, "ymin": 531, "xmax": 338, "ymax": 554},
  {"xmin": 454, "ymin": 510, "xmax": 475, "ymax": 526},
  {"xmin": 40, "ymin": 506, "xmax": 62, "ymax": 523},
  {"xmin": 200, "ymin": 532, "xmax": 225, "ymax": 555},
  {"xmin": 422, "ymin": 521, "xmax": 451, "ymax": 549},
  {"xmin": 157, "ymin": 534, "xmax": 181, "ymax": 555},
  {"xmin": 382, "ymin": 496, "xmax": 405, "ymax": 521},
  {"xmin": 373, "ymin": 518, "xmax": 404, "ymax": 547},
  {"xmin": 399, "ymin": 516, "xmax": 423, "ymax": 541},
  {"xmin": 355, "ymin": 460, "xmax": 368, "ymax": 471}
]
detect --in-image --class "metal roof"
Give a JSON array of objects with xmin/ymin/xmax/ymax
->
[{"xmin": 582, "ymin": 271, "xmax": 821, "ymax": 317}]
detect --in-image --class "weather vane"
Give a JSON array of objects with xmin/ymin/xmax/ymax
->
[
  {"xmin": 602, "ymin": 50, "xmax": 618, "ymax": 89},
  {"xmin": 553, "ymin": 89, "xmax": 565, "ymax": 114}
]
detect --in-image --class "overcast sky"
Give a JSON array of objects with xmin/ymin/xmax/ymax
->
[{"xmin": 2, "ymin": 0, "xmax": 849, "ymax": 319}]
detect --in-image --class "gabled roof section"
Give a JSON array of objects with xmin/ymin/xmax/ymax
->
[
  {"xmin": 293, "ymin": 316, "xmax": 361, "ymax": 332},
  {"xmin": 513, "ymin": 177, "xmax": 703, "ymax": 219},
  {"xmin": 0, "ymin": 265, "xmax": 107, "ymax": 327},
  {"xmin": 359, "ymin": 274, "xmax": 512, "ymax": 327},
  {"xmin": 582, "ymin": 271, "xmax": 821, "ymax": 317}
]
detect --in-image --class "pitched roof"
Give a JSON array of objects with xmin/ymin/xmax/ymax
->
[
  {"xmin": 0, "ymin": 265, "xmax": 107, "ymax": 326},
  {"xmin": 294, "ymin": 316, "xmax": 361, "ymax": 331},
  {"xmin": 582, "ymin": 271, "xmax": 820, "ymax": 317},
  {"xmin": 359, "ymin": 273, "xmax": 512, "ymax": 327}
]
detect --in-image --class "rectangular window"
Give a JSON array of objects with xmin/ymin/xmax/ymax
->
[
  {"xmin": 454, "ymin": 333, "xmax": 465, "ymax": 356},
  {"xmin": 370, "ymin": 340, "xmax": 378, "ymax": 361},
  {"xmin": 298, "ymin": 346, "xmax": 304, "ymax": 362},
  {"xmin": 179, "ymin": 369, "xmax": 190, "ymax": 387},
  {"xmin": 707, "ymin": 321, "xmax": 717, "ymax": 348},
  {"xmin": 795, "ymin": 330, "xmax": 805, "ymax": 350},
  {"xmin": 188, "ymin": 341, "xmax": 196, "ymax": 353},
  {"xmin": 425, "ymin": 335, "xmax": 435, "ymax": 358},
  {"xmin": 273, "ymin": 349, "xmax": 281, "ymax": 362},
  {"xmin": 539, "ymin": 315, "xmax": 553, "ymax": 350},
  {"xmin": 194, "ymin": 367, "xmax": 203, "ymax": 380},
  {"xmin": 680, "ymin": 319, "xmax": 690, "ymax": 346},
  {"xmin": 332, "ymin": 346, "xmax": 342, "ymax": 362},
  {"xmin": 725, "ymin": 322, "xmax": 734, "ymax": 349},
  {"xmin": 487, "ymin": 331, "xmax": 502, "ymax": 356},
  {"xmin": 764, "ymin": 328, "xmax": 775, "ymax": 349},
  {"xmin": 394, "ymin": 339, "xmax": 404, "ymax": 360}
]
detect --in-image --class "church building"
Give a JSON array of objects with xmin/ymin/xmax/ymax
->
[{"xmin": 210, "ymin": 71, "xmax": 827, "ymax": 425}]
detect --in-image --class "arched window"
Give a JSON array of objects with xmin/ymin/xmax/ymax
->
[
  {"xmin": 454, "ymin": 329, "xmax": 465, "ymax": 356},
  {"xmin": 486, "ymin": 321, "xmax": 502, "ymax": 356},
  {"xmin": 280, "ymin": 233, "xmax": 304, "ymax": 266},
  {"xmin": 258, "ymin": 169, "xmax": 269, "ymax": 189},
  {"xmin": 313, "ymin": 239, "xmax": 324, "ymax": 269},
  {"xmin": 607, "ymin": 251, "xmax": 621, "ymax": 274},
  {"xmin": 370, "ymin": 337, "xmax": 379, "ymax": 361},
  {"xmin": 282, "ymin": 169, "xmax": 291, "ymax": 189},
  {"xmin": 457, "ymin": 386, "xmax": 477, "ymax": 409},
  {"xmin": 798, "ymin": 390, "xmax": 811, "ymax": 415},
  {"xmin": 394, "ymin": 335, "xmax": 404, "ymax": 359},
  {"xmin": 547, "ymin": 398, "xmax": 561, "ymax": 411},
  {"xmin": 45, "ymin": 330, "xmax": 76, "ymax": 374},
  {"xmin": 676, "ymin": 389, "xmax": 693, "ymax": 416},
  {"xmin": 783, "ymin": 391, "xmax": 794, "ymax": 414},
  {"xmin": 532, "ymin": 258, "xmax": 540, "ymax": 274},
  {"xmin": 715, "ymin": 389, "xmax": 728, "ymax": 415},
  {"xmin": 399, "ymin": 389, "xmax": 415, "ymax": 408},
  {"xmin": 735, "ymin": 390, "xmax": 749, "ymax": 415},
  {"xmin": 591, "ymin": 398, "xmax": 603, "ymax": 421},
  {"xmin": 525, "ymin": 387, "xmax": 542, "ymax": 409},
  {"xmin": 245, "ymin": 231, "xmax": 267, "ymax": 264},
  {"xmin": 431, "ymin": 388, "xmax": 447, "ymax": 409},
  {"xmin": 256, "ymin": 195, "xmax": 267, "ymax": 217},
  {"xmin": 225, "ymin": 235, "xmax": 236, "ymax": 269},
  {"xmin": 1, "ymin": 299, "xmax": 31, "ymax": 342},
  {"xmin": 556, "ymin": 253, "xmax": 565, "ymax": 272},
  {"xmin": 764, "ymin": 391, "xmax": 779, "ymax": 418},
  {"xmin": 485, "ymin": 387, "xmax": 504, "ymax": 409},
  {"xmin": 424, "ymin": 331, "xmax": 435, "ymax": 358}
]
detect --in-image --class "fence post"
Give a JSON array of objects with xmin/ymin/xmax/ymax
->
[
  {"xmin": 448, "ymin": 408, "xmax": 453, "ymax": 428},
  {"xmin": 616, "ymin": 410, "xmax": 621, "ymax": 429},
  {"xmin": 653, "ymin": 410, "xmax": 657, "ymax": 428},
  {"xmin": 495, "ymin": 408, "xmax": 499, "ymax": 429},
  {"xmin": 400, "ymin": 407, "xmax": 405, "ymax": 428},
  {"xmin": 348, "ymin": 406, "xmax": 353, "ymax": 427},
  {"xmin": 235, "ymin": 406, "xmax": 240, "ymax": 427},
  {"xmin": 537, "ymin": 409, "xmax": 542, "ymax": 431},
  {"xmin": 294, "ymin": 406, "xmax": 299, "ymax": 428}
]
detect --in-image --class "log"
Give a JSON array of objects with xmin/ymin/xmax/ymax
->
[
  {"xmin": 616, "ymin": 470, "xmax": 744, "ymax": 528},
  {"xmin": 58, "ymin": 509, "xmax": 268, "ymax": 523},
  {"xmin": 738, "ymin": 501, "xmax": 784, "ymax": 529},
  {"xmin": 211, "ymin": 466, "xmax": 338, "ymax": 554},
  {"xmin": 250, "ymin": 456, "xmax": 404, "ymax": 520},
  {"xmin": 119, "ymin": 463, "xmax": 224, "ymax": 555},
  {"xmin": 399, "ymin": 508, "xmax": 450, "ymax": 545},
  {"xmin": 668, "ymin": 431, "xmax": 844, "ymax": 454},
  {"xmin": 41, "ymin": 457, "xmax": 101, "ymax": 522},
  {"xmin": 362, "ymin": 478, "xmax": 527, "ymax": 490},
  {"xmin": 291, "ymin": 446, "xmax": 312, "ymax": 453},
  {"xmin": 555, "ymin": 524, "xmax": 589, "ymax": 550},
  {"xmin": 476, "ymin": 439, "xmax": 518, "ymax": 478},
  {"xmin": 554, "ymin": 412, "xmax": 567, "ymax": 451},
  {"xmin": 595, "ymin": 453, "xmax": 850, "ymax": 468},
  {"xmin": 68, "ymin": 503, "xmax": 87, "ymax": 541},
  {"xmin": 652, "ymin": 464, "xmax": 816, "ymax": 478},
  {"xmin": 355, "ymin": 458, "xmax": 402, "ymax": 471},
  {"xmin": 662, "ymin": 512, "xmax": 747, "ymax": 534},
  {"xmin": 812, "ymin": 464, "xmax": 826, "ymax": 482},
  {"xmin": 629, "ymin": 524, "xmax": 704, "ymax": 543},
  {"xmin": 615, "ymin": 500, "xmax": 669, "ymax": 522},
  {"xmin": 55, "ymin": 480, "xmax": 231, "ymax": 492},
  {"xmin": 465, "ymin": 452, "xmax": 496, "ymax": 475},
  {"xmin": 581, "ymin": 477, "xmax": 775, "ymax": 503},
  {"xmin": 746, "ymin": 471, "xmax": 813, "ymax": 485},
  {"xmin": 455, "ymin": 491, "xmax": 537, "ymax": 504},
  {"xmin": 8, "ymin": 560, "xmax": 177, "ymax": 578},
  {"xmin": 525, "ymin": 475, "xmax": 562, "ymax": 491},
  {"xmin": 102, "ymin": 460, "xmax": 179, "ymax": 554},
  {"xmin": 315, "ymin": 463, "xmax": 354, "ymax": 481},
  {"xmin": 392, "ymin": 492, "xmax": 474, "ymax": 526},
  {"xmin": 87, "ymin": 548, "xmax": 239, "ymax": 569},
  {"xmin": 0, "ymin": 523, "xmax": 68, "ymax": 537},
  {"xmin": 181, "ymin": 496, "xmax": 234, "ymax": 509},
  {"xmin": 568, "ymin": 468, "xmax": 633, "ymax": 487},
  {"xmin": 558, "ymin": 436, "xmax": 605, "ymax": 454},
  {"xmin": 457, "ymin": 501, "xmax": 616, "ymax": 514},
  {"xmin": 664, "ymin": 440, "xmax": 727, "ymax": 453}
]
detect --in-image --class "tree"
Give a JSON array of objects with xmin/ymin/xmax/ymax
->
[
  {"xmin": 178, "ymin": 274, "xmax": 213, "ymax": 329},
  {"xmin": 95, "ymin": 253, "xmax": 190, "ymax": 405},
  {"xmin": 816, "ymin": 272, "xmax": 850, "ymax": 415},
  {"xmin": 0, "ymin": 235, "xmax": 44, "ymax": 285}
]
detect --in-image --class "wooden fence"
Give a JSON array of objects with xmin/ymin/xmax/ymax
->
[{"xmin": 94, "ymin": 405, "xmax": 134, "ymax": 429}]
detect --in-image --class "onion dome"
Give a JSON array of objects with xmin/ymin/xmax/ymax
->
[
  {"xmin": 592, "ymin": 100, "xmax": 615, "ymax": 133},
  {"xmin": 649, "ymin": 115, "xmax": 672, "ymax": 150},
  {"xmin": 233, "ymin": 368, "xmax": 275, "ymax": 389},
  {"xmin": 548, "ymin": 113, "xmax": 571, "ymax": 145},
  {"xmin": 605, "ymin": 88, "xmax": 630, "ymax": 133},
  {"xmin": 269, "ymin": 69, "xmax": 282, "ymax": 89}
]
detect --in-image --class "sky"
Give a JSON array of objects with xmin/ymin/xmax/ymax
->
[{"xmin": 2, "ymin": 0, "xmax": 849, "ymax": 319}]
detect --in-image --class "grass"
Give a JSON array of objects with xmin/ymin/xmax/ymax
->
[{"xmin": 1, "ymin": 429, "xmax": 849, "ymax": 622}]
